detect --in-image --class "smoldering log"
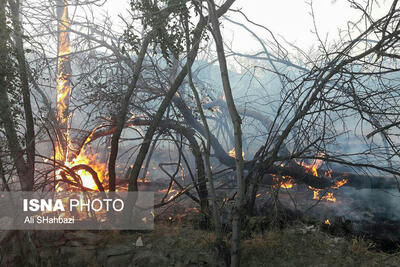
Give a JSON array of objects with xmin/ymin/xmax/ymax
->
[
  {"xmin": 257, "ymin": 164, "xmax": 399, "ymax": 190},
  {"xmin": 337, "ymin": 172, "xmax": 398, "ymax": 190},
  {"xmin": 257, "ymin": 164, "xmax": 334, "ymax": 189}
]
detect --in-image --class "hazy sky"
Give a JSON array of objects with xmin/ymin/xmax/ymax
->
[
  {"xmin": 224, "ymin": 0, "xmax": 391, "ymax": 52},
  {"xmin": 100, "ymin": 0, "xmax": 392, "ymax": 52}
]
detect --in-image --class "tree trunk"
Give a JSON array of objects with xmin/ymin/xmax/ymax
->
[
  {"xmin": 9, "ymin": 0, "xmax": 35, "ymax": 191},
  {"xmin": 0, "ymin": 0, "xmax": 29, "ymax": 191},
  {"xmin": 126, "ymin": 0, "xmax": 236, "ymax": 192},
  {"xmin": 121, "ymin": 0, "xmax": 236, "ymax": 227},
  {"xmin": 206, "ymin": 1, "xmax": 244, "ymax": 266},
  {"xmin": 108, "ymin": 35, "xmax": 151, "ymax": 191},
  {"xmin": 55, "ymin": 0, "xmax": 72, "ymax": 162}
]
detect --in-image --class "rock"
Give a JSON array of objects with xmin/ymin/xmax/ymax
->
[{"xmin": 135, "ymin": 236, "xmax": 143, "ymax": 247}]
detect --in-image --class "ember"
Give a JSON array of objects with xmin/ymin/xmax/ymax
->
[
  {"xmin": 295, "ymin": 156, "xmax": 348, "ymax": 202},
  {"xmin": 228, "ymin": 147, "xmax": 245, "ymax": 158}
]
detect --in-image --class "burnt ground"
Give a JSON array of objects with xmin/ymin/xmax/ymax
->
[
  {"xmin": 1, "ymin": 211, "xmax": 400, "ymax": 267},
  {"xmin": 2, "ymin": 180, "xmax": 399, "ymax": 266}
]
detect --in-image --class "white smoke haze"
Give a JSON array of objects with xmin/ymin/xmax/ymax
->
[{"xmin": 2, "ymin": 0, "xmax": 400, "ymax": 253}]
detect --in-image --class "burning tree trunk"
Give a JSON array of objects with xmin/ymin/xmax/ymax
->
[
  {"xmin": 52, "ymin": 1, "xmax": 109, "ymax": 193},
  {"xmin": 55, "ymin": 0, "xmax": 72, "ymax": 162}
]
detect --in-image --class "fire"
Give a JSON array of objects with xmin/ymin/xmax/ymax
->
[
  {"xmin": 280, "ymin": 176, "xmax": 294, "ymax": 189},
  {"xmin": 138, "ymin": 177, "xmax": 150, "ymax": 183},
  {"xmin": 311, "ymin": 190, "xmax": 336, "ymax": 202},
  {"xmin": 333, "ymin": 178, "xmax": 348, "ymax": 189},
  {"xmin": 281, "ymin": 183, "xmax": 293, "ymax": 189},
  {"xmin": 324, "ymin": 219, "xmax": 331, "ymax": 225},
  {"xmin": 55, "ymin": 0, "xmax": 72, "ymax": 163},
  {"xmin": 267, "ymin": 156, "xmax": 348, "ymax": 202},
  {"xmin": 56, "ymin": 149, "xmax": 107, "ymax": 191},
  {"xmin": 228, "ymin": 147, "xmax": 245, "ymax": 159},
  {"xmin": 297, "ymin": 155, "xmax": 348, "ymax": 202},
  {"xmin": 298, "ymin": 157, "xmax": 323, "ymax": 177},
  {"xmin": 157, "ymin": 188, "xmax": 180, "ymax": 202},
  {"xmin": 167, "ymin": 189, "xmax": 179, "ymax": 201},
  {"xmin": 272, "ymin": 175, "xmax": 294, "ymax": 189},
  {"xmin": 53, "ymin": 1, "xmax": 107, "ymax": 192}
]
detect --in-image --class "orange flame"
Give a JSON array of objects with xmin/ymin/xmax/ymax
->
[
  {"xmin": 298, "ymin": 157, "xmax": 324, "ymax": 177},
  {"xmin": 56, "ymin": 0, "xmax": 71, "ymax": 133},
  {"xmin": 54, "ymin": 1, "xmax": 106, "ymax": 192},
  {"xmin": 56, "ymin": 148, "xmax": 107, "ymax": 191},
  {"xmin": 167, "ymin": 189, "xmax": 179, "ymax": 201},
  {"xmin": 272, "ymin": 175, "xmax": 294, "ymax": 189},
  {"xmin": 333, "ymin": 178, "xmax": 348, "ymax": 189},
  {"xmin": 228, "ymin": 147, "xmax": 245, "ymax": 159},
  {"xmin": 298, "ymin": 155, "xmax": 342, "ymax": 202},
  {"xmin": 280, "ymin": 175, "xmax": 294, "ymax": 189},
  {"xmin": 55, "ymin": 0, "xmax": 71, "ymax": 163},
  {"xmin": 157, "ymin": 188, "xmax": 179, "ymax": 201}
]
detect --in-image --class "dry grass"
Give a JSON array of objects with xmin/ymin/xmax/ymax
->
[
  {"xmin": 241, "ymin": 224, "xmax": 400, "ymax": 266},
  {"xmin": 143, "ymin": 221, "xmax": 400, "ymax": 266},
  {"xmin": 59, "ymin": 221, "xmax": 400, "ymax": 266}
]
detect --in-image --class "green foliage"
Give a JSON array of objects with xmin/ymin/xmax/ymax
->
[
  {"xmin": 6, "ymin": 52, "xmax": 24, "ymax": 123},
  {"xmin": 124, "ymin": 0, "xmax": 200, "ymax": 64},
  {"xmin": 0, "ymin": 8, "xmax": 24, "ymax": 142}
]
